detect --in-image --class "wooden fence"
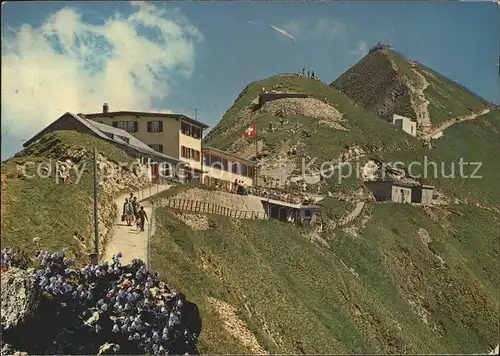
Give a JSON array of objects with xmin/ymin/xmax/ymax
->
[{"xmin": 165, "ymin": 199, "xmax": 269, "ymax": 220}]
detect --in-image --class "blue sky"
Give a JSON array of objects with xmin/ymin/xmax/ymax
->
[{"xmin": 2, "ymin": 1, "xmax": 499, "ymax": 160}]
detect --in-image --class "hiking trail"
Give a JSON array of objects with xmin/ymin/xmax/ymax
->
[
  {"xmin": 425, "ymin": 108, "xmax": 491, "ymax": 140},
  {"xmin": 102, "ymin": 184, "xmax": 170, "ymax": 265}
]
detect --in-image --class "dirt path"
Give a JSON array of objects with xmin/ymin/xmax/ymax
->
[
  {"xmin": 207, "ymin": 297, "xmax": 268, "ymax": 354},
  {"xmin": 410, "ymin": 67, "xmax": 432, "ymax": 132},
  {"xmin": 102, "ymin": 184, "xmax": 170, "ymax": 265},
  {"xmin": 387, "ymin": 55, "xmax": 431, "ymax": 132},
  {"xmin": 340, "ymin": 202, "xmax": 365, "ymax": 226},
  {"xmin": 425, "ymin": 108, "xmax": 490, "ymax": 140}
]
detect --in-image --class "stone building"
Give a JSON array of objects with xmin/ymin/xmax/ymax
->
[
  {"xmin": 365, "ymin": 180, "xmax": 434, "ymax": 204},
  {"xmin": 392, "ymin": 114, "xmax": 417, "ymax": 137}
]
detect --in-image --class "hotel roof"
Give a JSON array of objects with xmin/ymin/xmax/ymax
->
[{"xmin": 84, "ymin": 111, "xmax": 209, "ymax": 129}]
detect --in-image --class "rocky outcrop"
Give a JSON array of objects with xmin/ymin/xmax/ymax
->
[
  {"xmin": 258, "ymin": 97, "xmax": 344, "ymax": 124},
  {"xmin": 1, "ymin": 268, "xmax": 38, "ymax": 330}
]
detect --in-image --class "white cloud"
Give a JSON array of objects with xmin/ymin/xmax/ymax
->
[
  {"xmin": 350, "ymin": 41, "xmax": 369, "ymax": 57},
  {"xmin": 310, "ymin": 18, "xmax": 345, "ymax": 38},
  {"xmin": 1, "ymin": 2, "xmax": 203, "ymax": 140}
]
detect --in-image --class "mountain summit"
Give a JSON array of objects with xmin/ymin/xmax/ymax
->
[{"xmin": 330, "ymin": 43, "xmax": 490, "ymax": 134}]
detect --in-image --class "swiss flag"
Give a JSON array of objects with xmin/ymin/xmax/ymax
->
[{"xmin": 244, "ymin": 122, "xmax": 256, "ymax": 138}]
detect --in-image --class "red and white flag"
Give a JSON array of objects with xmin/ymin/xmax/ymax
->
[{"xmin": 244, "ymin": 122, "xmax": 256, "ymax": 138}]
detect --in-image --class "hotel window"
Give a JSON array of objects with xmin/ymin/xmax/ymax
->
[
  {"xmin": 147, "ymin": 121, "xmax": 163, "ymax": 133},
  {"xmin": 222, "ymin": 158, "xmax": 228, "ymax": 171},
  {"xmin": 242, "ymin": 164, "xmax": 248, "ymax": 177},
  {"xmin": 113, "ymin": 121, "xmax": 138, "ymax": 133},
  {"xmin": 180, "ymin": 121, "xmax": 202, "ymax": 139},
  {"xmin": 192, "ymin": 126, "xmax": 201, "ymax": 139},
  {"xmin": 231, "ymin": 162, "xmax": 238, "ymax": 174},
  {"xmin": 181, "ymin": 146, "xmax": 200, "ymax": 162},
  {"xmin": 149, "ymin": 144, "xmax": 164, "ymax": 153},
  {"xmin": 181, "ymin": 122, "xmax": 190, "ymax": 135}
]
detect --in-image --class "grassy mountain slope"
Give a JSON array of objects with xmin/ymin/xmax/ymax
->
[
  {"xmin": 185, "ymin": 51, "xmax": 499, "ymax": 353},
  {"xmin": 150, "ymin": 186, "xmax": 498, "ymax": 354},
  {"xmin": 1, "ymin": 131, "xmax": 136, "ymax": 266},
  {"xmin": 331, "ymin": 47, "xmax": 489, "ymax": 127}
]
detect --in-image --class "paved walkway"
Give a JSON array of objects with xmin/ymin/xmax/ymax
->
[{"xmin": 102, "ymin": 184, "xmax": 170, "ymax": 265}]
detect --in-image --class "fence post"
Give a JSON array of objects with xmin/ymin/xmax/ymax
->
[{"xmin": 147, "ymin": 200, "xmax": 153, "ymax": 270}]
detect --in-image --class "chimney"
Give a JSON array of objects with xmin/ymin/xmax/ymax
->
[{"xmin": 103, "ymin": 103, "xmax": 109, "ymax": 113}]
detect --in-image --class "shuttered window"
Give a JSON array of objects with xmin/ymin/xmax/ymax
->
[
  {"xmin": 112, "ymin": 121, "xmax": 138, "ymax": 133},
  {"xmin": 147, "ymin": 121, "xmax": 163, "ymax": 133},
  {"xmin": 181, "ymin": 146, "xmax": 200, "ymax": 162}
]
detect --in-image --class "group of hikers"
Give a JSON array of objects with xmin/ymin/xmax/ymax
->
[
  {"xmin": 122, "ymin": 193, "xmax": 148, "ymax": 232},
  {"xmin": 299, "ymin": 68, "xmax": 318, "ymax": 80}
]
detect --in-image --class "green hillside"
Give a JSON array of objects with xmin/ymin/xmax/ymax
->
[
  {"xmin": 203, "ymin": 73, "xmax": 420, "ymax": 163},
  {"xmin": 189, "ymin": 47, "xmax": 499, "ymax": 353},
  {"xmin": 149, "ymin": 186, "xmax": 498, "ymax": 354},
  {"xmin": 1, "ymin": 131, "xmax": 134, "ymax": 267},
  {"xmin": 331, "ymin": 46, "xmax": 489, "ymax": 126}
]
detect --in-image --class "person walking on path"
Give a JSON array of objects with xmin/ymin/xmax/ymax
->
[
  {"xmin": 123, "ymin": 198, "xmax": 135, "ymax": 226},
  {"xmin": 122, "ymin": 198, "xmax": 129, "ymax": 222},
  {"xmin": 137, "ymin": 206, "xmax": 148, "ymax": 232},
  {"xmin": 132, "ymin": 197, "xmax": 139, "ymax": 219}
]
